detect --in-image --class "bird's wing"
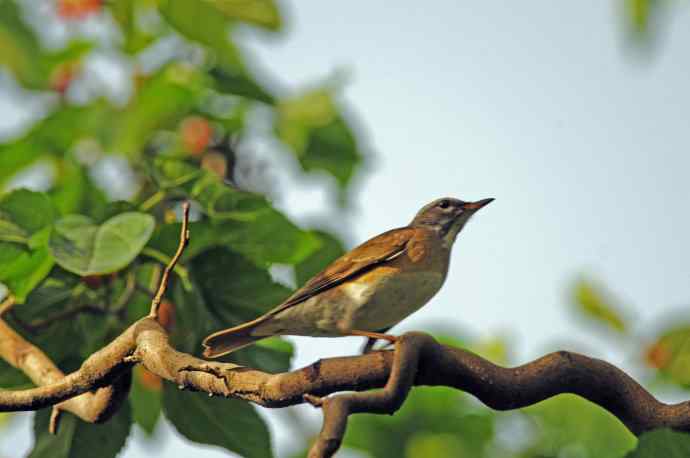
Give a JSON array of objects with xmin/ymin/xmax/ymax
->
[
  {"xmin": 265, "ymin": 226, "xmax": 415, "ymax": 317},
  {"xmin": 201, "ymin": 227, "xmax": 415, "ymax": 357}
]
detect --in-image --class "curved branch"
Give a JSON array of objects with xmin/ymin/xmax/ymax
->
[
  {"xmin": 0, "ymin": 315, "xmax": 688, "ymax": 453},
  {"xmin": 0, "ymin": 300, "xmax": 132, "ymax": 431},
  {"xmin": 0, "ymin": 203, "xmax": 688, "ymax": 456}
]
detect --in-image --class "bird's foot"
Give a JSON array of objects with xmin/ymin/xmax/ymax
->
[
  {"xmin": 303, "ymin": 393, "xmax": 325, "ymax": 407},
  {"xmin": 348, "ymin": 329, "xmax": 397, "ymax": 343}
]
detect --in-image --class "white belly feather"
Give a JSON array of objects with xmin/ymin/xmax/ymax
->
[{"xmin": 260, "ymin": 271, "xmax": 445, "ymax": 336}]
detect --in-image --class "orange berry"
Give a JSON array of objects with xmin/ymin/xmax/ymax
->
[
  {"xmin": 57, "ymin": 0, "xmax": 101, "ymax": 20},
  {"xmin": 180, "ymin": 116, "xmax": 213, "ymax": 156},
  {"xmin": 201, "ymin": 151, "xmax": 228, "ymax": 178},
  {"xmin": 81, "ymin": 275, "xmax": 104, "ymax": 289},
  {"xmin": 158, "ymin": 299, "xmax": 176, "ymax": 332},
  {"xmin": 645, "ymin": 341, "xmax": 671, "ymax": 369},
  {"xmin": 135, "ymin": 366, "xmax": 162, "ymax": 392},
  {"xmin": 49, "ymin": 61, "xmax": 80, "ymax": 94}
]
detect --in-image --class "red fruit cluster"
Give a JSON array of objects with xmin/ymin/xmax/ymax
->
[
  {"xmin": 49, "ymin": 61, "xmax": 80, "ymax": 94},
  {"xmin": 57, "ymin": 0, "xmax": 102, "ymax": 19},
  {"xmin": 180, "ymin": 116, "xmax": 213, "ymax": 156}
]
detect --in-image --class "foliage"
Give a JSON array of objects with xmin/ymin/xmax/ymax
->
[
  {"xmin": 0, "ymin": 1, "xmax": 357, "ymax": 456},
  {"xmin": 0, "ymin": 1, "xmax": 687, "ymax": 458}
]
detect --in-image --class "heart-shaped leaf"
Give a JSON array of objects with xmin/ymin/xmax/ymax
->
[
  {"xmin": 49, "ymin": 212, "xmax": 155, "ymax": 276},
  {"xmin": 29, "ymin": 402, "xmax": 131, "ymax": 458},
  {"xmin": 163, "ymin": 384, "xmax": 272, "ymax": 458},
  {"xmin": 626, "ymin": 429, "xmax": 690, "ymax": 457}
]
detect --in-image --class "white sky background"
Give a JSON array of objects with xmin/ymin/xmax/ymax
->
[{"xmin": 1, "ymin": 1, "xmax": 690, "ymax": 457}]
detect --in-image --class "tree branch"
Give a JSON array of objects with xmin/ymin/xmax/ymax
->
[
  {"xmin": 0, "ymin": 295, "xmax": 131, "ymax": 433},
  {"xmin": 0, "ymin": 203, "xmax": 688, "ymax": 457}
]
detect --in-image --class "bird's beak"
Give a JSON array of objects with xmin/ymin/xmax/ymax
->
[{"xmin": 462, "ymin": 198, "xmax": 494, "ymax": 211}]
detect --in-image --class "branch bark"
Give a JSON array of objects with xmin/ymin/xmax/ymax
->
[
  {"xmin": 0, "ymin": 202, "xmax": 688, "ymax": 457},
  {"xmin": 0, "ymin": 296, "xmax": 131, "ymax": 433}
]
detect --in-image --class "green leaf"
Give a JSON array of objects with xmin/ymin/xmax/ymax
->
[
  {"xmin": 192, "ymin": 247, "xmax": 290, "ymax": 325},
  {"xmin": 50, "ymin": 159, "xmax": 108, "ymax": 217},
  {"xmin": 29, "ymin": 402, "xmax": 131, "ymax": 458},
  {"xmin": 645, "ymin": 326, "xmax": 690, "ymax": 387},
  {"xmin": 0, "ymin": 243, "xmax": 54, "ymax": 303},
  {"xmin": 209, "ymin": 66, "xmax": 274, "ymax": 104},
  {"xmin": 0, "ymin": 102, "xmax": 112, "ymax": 187},
  {"xmin": 626, "ymin": 429, "xmax": 690, "ymax": 457},
  {"xmin": 0, "ymin": 189, "xmax": 56, "ymax": 235},
  {"xmin": 276, "ymin": 89, "xmax": 362, "ymax": 189},
  {"xmin": 159, "ymin": 0, "xmax": 242, "ymax": 68},
  {"xmin": 108, "ymin": 0, "xmax": 156, "ymax": 54},
  {"xmin": 131, "ymin": 367, "xmax": 162, "ymax": 435},
  {"xmin": 234, "ymin": 336, "xmax": 294, "ymax": 373},
  {"xmin": 344, "ymin": 387, "xmax": 493, "ymax": 458},
  {"xmin": 294, "ymin": 230, "xmax": 344, "ymax": 285},
  {"xmin": 109, "ymin": 65, "xmax": 201, "ymax": 157},
  {"xmin": 573, "ymin": 278, "xmax": 628, "ymax": 333},
  {"xmin": 206, "ymin": 0, "xmax": 281, "ymax": 30},
  {"xmin": 0, "ymin": 190, "xmax": 57, "ymax": 302},
  {"xmin": 0, "ymin": 1, "xmax": 92, "ymax": 90},
  {"xmin": 0, "ymin": 219, "xmax": 28, "ymax": 244},
  {"xmin": 49, "ymin": 212, "xmax": 155, "ymax": 276},
  {"xmin": 163, "ymin": 384, "xmax": 272, "ymax": 458},
  {"xmin": 149, "ymin": 160, "xmax": 320, "ymax": 265},
  {"xmin": 522, "ymin": 394, "xmax": 636, "ymax": 457},
  {"xmin": 214, "ymin": 210, "xmax": 321, "ymax": 266},
  {"xmin": 0, "ymin": 0, "xmax": 46, "ymax": 89}
]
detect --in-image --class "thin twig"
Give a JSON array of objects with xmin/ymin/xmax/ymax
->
[
  {"xmin": 18, "ymin": 304, "xmax": 105, "ymax": 334},
  {"xmin": 305, "ymin": 332, "xmax": 434, "ymax": 457},
  {"xmin": 149, "ymin": 201, "xmax": 190, "ymax": 319},
  {"xmin": 0, "ymin": 295, "xmax": 15, "ymax": 317}
]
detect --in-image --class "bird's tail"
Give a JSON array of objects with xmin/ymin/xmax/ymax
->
[{"xmin": 202, "ymin": 326, "xmax": 266, "ymax": 359}]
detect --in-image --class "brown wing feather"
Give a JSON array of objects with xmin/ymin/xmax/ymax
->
[
  {"xmin": 267, "ymin": 226, "xmax": 414, "ymax": 315},
  {"xmin": 202, "ymin": 227, "xmax": 414, "ymax": 358}
]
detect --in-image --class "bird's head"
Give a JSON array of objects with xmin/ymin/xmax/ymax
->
[{"xmin": 410, "ymin": 197, "xmax": 494, "ymax": 246}]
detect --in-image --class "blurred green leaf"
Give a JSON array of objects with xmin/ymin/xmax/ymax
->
[
  {"xmin": 109, "ymin": 0, "xmax": 156, "ymax": 54},
  {"xmin": 109, "ymin": 65, "xmax": 201, "ymax": 157},
  {"xmin": 645, "ymin": 326, "xmax": 690, "ymax": 387},
  {"xmin": 344, "ymin": 387, "xmax": 494, "ymax": 458},
  {"xmin": 214, "ymin": 210, "xmax": 321, "ymax": 266},
  {"xmin": 233, "ymin": 336, "xmax": 294, "ymax": 373},
  {"xmin": 29, "ymin": 402, "xmax": 131, "ymax": 458},
  {"xmin": 0, "ymin": 0, "xmax": 44, "ymax": 88},
  {"xmin": 193, "ymin": 247, "xmax": 290, "ymax": 325},
  {"xmin": 159, "ymin": 0, "xmax": 242, "ymax": 68},
  {"xmin": 276, "ymin": 89, "xmax": 362, "ymax": 189},
  {"xmin": 626, "ymin": 0, "xmax": 651, "ymax": 34},
  {"xmin": 522, "ymin": 394, "xmax": 636, "ymax": 457},
  {"xmin": 0, "ymin": 190, "xmax": 57, "ymax": 301},
  {"xmin": 49, "ymin": 159, "xmax": 109, "ymax": 217},
  {"xmin": 0, "ymin": 243, "xmax": 54, "ymax": 303},
  {"xmin": 163, "ymin": 384, "xmax": 272, "ymax": 458},
  {"xmin": 150, "ymin": 159, "xmax": 320, "ymax": 265},
  {"xmin": 573, "ymin": 278, "xmax": 628, "ymax": 333},
  {"xmin": 207, "ymin": 0, "xmax": 281, "ymax": 30},
  {"xmin": 49, "ymin": 212, "xmax": 155, "ymax": 276},
  {"xmin": 131, "ymin": 366, "xmax": 162, "ymax": 435},
  {"xmin": 209, "ymin": 66, "xmax": 274, "ymax": 104},
  {"xmin": 0, "ymin": 189, "xmax": 56, "ymax": 235},
  {"xmin": 0, "ymin": 102, "xmax": 112, "ymax": 187},
  {"xmin": 625, "ymin": 429, "xmax": 690, "ymax": 457},
  {"xmin": 294, "ymin": 230, "xmax": 344, "ymax": 285}
]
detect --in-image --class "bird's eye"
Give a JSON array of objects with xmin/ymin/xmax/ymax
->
[{"xmin": 438, "ymin": 199, "xmax": 450, "ymax": 209}]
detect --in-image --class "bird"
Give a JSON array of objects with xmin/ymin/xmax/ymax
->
[{"xmin": 202, "ymin": 197, "xmax": 493, "ymax": 359}]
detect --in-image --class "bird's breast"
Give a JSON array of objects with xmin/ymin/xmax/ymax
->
[{"xmin": 343, "ymin": 266, "xmax": 446, "ymax": 331}]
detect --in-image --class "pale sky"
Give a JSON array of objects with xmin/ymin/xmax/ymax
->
[{"xmin": 1, "ymin": 1, "xmax": 689, "ymax": 457}]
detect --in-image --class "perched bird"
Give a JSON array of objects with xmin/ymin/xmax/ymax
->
[{"xmin": 202, "ymin": 197, "xmax": 493, "ymax": 359}]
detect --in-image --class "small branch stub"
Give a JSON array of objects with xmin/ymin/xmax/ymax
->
[{"xmin": 149, "ymin": 201, "xmax": 190, "ymax": 319}]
